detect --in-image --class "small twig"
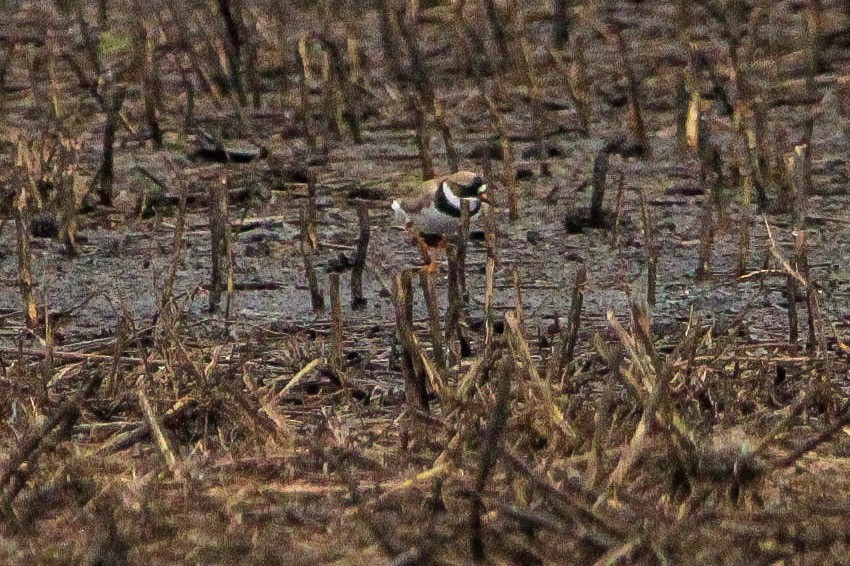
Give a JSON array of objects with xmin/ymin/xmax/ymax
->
[
  {"xmin": 329, "ymin": 272, "xmax": 345, "ymax": 375},
  {"xmin": 138, "ymin": 388, "xmax": 182, "ymax": 480}
]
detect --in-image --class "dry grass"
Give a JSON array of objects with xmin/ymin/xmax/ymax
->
[{"xmin": 3, "ymin": 0, "xmax": 850, "ymax": 564}]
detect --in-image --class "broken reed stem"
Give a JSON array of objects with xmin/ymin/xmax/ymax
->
[
  {"xmin": 319, "ymin": 36, "xmax": 363, "ymax": 143},
  {"xmin": 695, "ymin": 175, "xmax": 715, "ymax": 282},
  {"xmin": 483, "ymin": 206, "xmax": 498, "ymax": 360},
  {"xmin": 610, "ymin": 173, "xmax": 625, "ymax": 250},
  {"xmin": 208, "ymin": 172, "xmax": 230, "ymax": 314},
  {"xmin": 161, "ymin": 159, "xmax": 189, "ymax": 311},
  {"xmin": 296, "ymin": 33, "xmax": 316, "ymax": 150},
  {"xmin": 96, "ymin": 87, "xmax": 127, "ymax": 206},
  {"xmin": 392, "ymin": 5, "xmax": 458, "ymax": 173},
  {"xmin": 434, "ymin": 96, "xmax": 459, "ymax": 173},
  {"xmin": 682, "ymin": 44, "xmax": 702, "ymax": 153},
  {"xmin": 796, "ymin": 232, "xmax": 824, "ymax": 352},
  {"xmin": 444, "ymin": 201, "xmax": 471, "ymax": 359},
  {"xmin": 481, "ymin": 0, "xmax": 513, "ymax": 75},
  {"xmin": 300, "ymin": 206, "xmax": 325, "ymax": 312},
  {"xmin": 132, "ymin": 20, "xmax": 164, "ymax": 149},
  {"xmin": 392, "ymin": 271, "xmax": 429, "ymax": 409},
  {"xmin": 444, "ymin": 242, "xmax": 463, "ymax": 360},
  {"xmin": 14, "ymin": 182, "xmax": 38, "ymax": 328},
  {"xmin": 512, "ymin": 267, "xmax": 524, "ymax": 326},
  {"xmin": 483, "ymin": 93, "xmax": 518, "ymax": 222},
  {"xmin": 329, "ymin": 272, "xmax": 344, "ymax": 372},
  {"xmin": 350, "ymin": 204, "xmax": 370, "ymax": 309},
  {"xmin": 551, "ymin": 33, "xmax": 592, "ymax": 136},
  {"xmin": 787, "ymin": 271, "xmax": 799, "ymax": 346},
  {"xmin": 522, "ymin": 39, "xmax": 550, "ymax": 176},
  {"xmin": 418, "ymin": 270, "xmax": 446, "ymax": 373},
  {"xmin": 412, "ymin": 94, "xmax": 435, "ymax": 180},
  {"xmin": 786, "ymin": 144, "xmax": 809, "ymax": 225},
  {"xmin": 552, "ymin": 0, "xmax": 570, "ymax": 48},
  {"xmin": 590, "ymin": 146, "xmax": 609, "ymax": 227},
  {"xmin": 456, "ymin": 199, "xmax": 471, "ymax": 301},
  {"xmin": 216, "ymin": 0, "xmax": 247, "ymax": 106},
  {"xmin": 307, "ymin": 172, "xmax": 318, "ymax": 253},
  {"xmin": 639, "ymin": 190, "xmax": 657, "ymax": 306},
  {"xmin": 737, "ymin": 168, "xmax": 753, "ymax": 276},
  {"xmin": 138, "ymin": 388, "xmax": 182, "ymax": 480},
  {"xmin": 0, "ymin": 401, "xmax": 79, "ymax": 516},
  {"xmin": 469, "ymin": 354, "xmax": 512, "ymax": 561},
  {"xmin": 611, "ymin": 27, "xmax": 650, "ymax": 156},
  {"xmin": 58, "ymin": 143, "xmax": 80, "ymax": 258},
  {"xmin": 547, "ymin": 264, "xmax": 586, "ymax": 382}
]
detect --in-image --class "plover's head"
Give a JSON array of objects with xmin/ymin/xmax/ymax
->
[{"xmin": 445, "ymin": 172, "xmax": 489, "ymax": 203}]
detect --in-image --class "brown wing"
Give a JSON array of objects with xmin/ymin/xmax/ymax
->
[
  {"xmin": 394, "ymin": 171, "xmax": 482, "ymax": 212},
  {"xmin": 444, "ymin": 171, "xmax": 480, "ymax": 188},
  {"xmin": 395, "ymin": 177, "xmax": 439, "ymax": 214}
]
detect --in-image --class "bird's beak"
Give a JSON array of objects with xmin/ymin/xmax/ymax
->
[{"xmin": 478, "ymin": 192, "xmax": 490, "ymax": 203}]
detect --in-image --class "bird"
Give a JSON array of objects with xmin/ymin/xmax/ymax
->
[{"xmin": 391, "ymin": 171, "xmax": 490, "ymax": 271}]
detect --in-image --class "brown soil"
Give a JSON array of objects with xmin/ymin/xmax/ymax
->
[{"xmin": 3, "ymin": 1, "xmax": 850, "ymax": 564}]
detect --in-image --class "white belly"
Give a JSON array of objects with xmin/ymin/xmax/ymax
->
[
  {"xmin": 412, "ymin": 204, "xmax": 463, "ymax": 234},
  {"xmin": 392, "ymin": 198, "xmax": 483, "ymax": 236}
]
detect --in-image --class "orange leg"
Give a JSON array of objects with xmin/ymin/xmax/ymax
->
[{"xmin": 406, "ymin": 224, "xmax": 440, "ymax": 273}]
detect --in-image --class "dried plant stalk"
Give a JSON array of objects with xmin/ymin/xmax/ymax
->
[
  {"xmin": 570, "ymin": 37, "xmax": 592, "ymax": 135},
  {"xmin": 13, "ymin": 177, "xmax": 38, "ymax": 328},
  {"xmin": 590, "ymin": 147, "xmax": 609, "ymax": 227},
  {"xmin": 95, "ymin": 87, "xmax": 127, "ymax": 206},
  {"xmin": 610, "ymin": 173, "xmax": 625, "ymax": 250},
  {"xmin": 639, "ymin": 191, "xmax": 657, "ymax": 306},
  {"xmin": 161, "ymin": 161, "xmax": 189, "ymax": 313},
  {"xmin": 469, "ymin": 354, "xmax": 512, "ymax": 560},
  {"xmin": 483, "ymin": 207, "xmax": 498, "ymax": 360},
  {"xmin": 611, "ymin": 27, "xmax": 650, "ymax": 156},
  {"xmin": 434, "ymin": 96, "xmax": 458, "ymax": 173},
  {"xmin": 350, "ymin": 203, "xmax": 370, "ymax": 309},
  {"xmin": 787, "ymin": 272, "xmax": 799, "ymax": 346},
  {"xmin": 138, "ymin": 388, "xmax": 182, "ymax": 480},
  {"xmin": 737, "ymin": 171, "xmax": 752, "ymax": 276},
  {"xmin": 300, "ymin": 206, "xmax": 324, "ymax": 312},
  {"xmin": 411, "ymin": 94, "xmax": 435, "ymax": 180},
  {"xmin": 547, "ymin": 264, "xmax": 586, "ymax": 382},
  {"xmin": 796, "ymin": 232, "xmax": 824, "ymax": 352},
  {"xmin": 695, "ymin": 175, "xmax": 714, "ymax": 282},
  {"xmin": 552, "ymin": 0, "xmax": 570, "ymax": 48},
  {"xmin": 329, "ymin": 272, "xmax": 344, "ymax": 371},
  {"xmin": 132, "ymin": 20, "xmax": 164, "ymax": 148},
  {"xmin": 0, "ymin": 401, "xmax": 79, "ymax": 515},
  {"xmin": 482, "ymin": 0, "xmax": 513, "ymax": 75},
  {"xmin": 209, "ymin": 173, "xmax": 230, "ymax": 313},
  {"xmin": 392, "ymin": 271, "xmax": 428, "ymax": 409},
  {"xmin": 482, "ymin": 93, "xmax": 518, "ymax": 221},
  {"xmin": 456, "ymin": 199, "xmax": 471, "ymax": 301},
  {"xmin": 58, "ymin": 140, "xmax": 80, "ymax": 258},
  {"xmin": 444, "ymin": 201, "xmax": 471, "ymax": 358},
  {"xmin": 418, "ymin": 270, "xmax": 445, "ymax": 373},
  {"xmin": 319, "ymin": 36, "xmax": 363, "ymax": 143}
]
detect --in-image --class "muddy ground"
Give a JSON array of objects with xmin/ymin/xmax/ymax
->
[{"xmin": 4, "ymin": 0, "xmax": 850, "ymax": 564}]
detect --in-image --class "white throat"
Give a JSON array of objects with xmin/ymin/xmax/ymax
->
[{"xmin": 441, "ymin": 181, "xmax": 478, "ymax": 211}]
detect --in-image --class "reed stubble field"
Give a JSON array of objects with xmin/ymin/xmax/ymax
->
[{"xmin": 4, "ymin": 0, "xmax": 850, "ymax": 564}]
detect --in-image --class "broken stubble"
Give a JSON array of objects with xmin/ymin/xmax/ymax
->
[
  {"xmin": 392, "ymin": 271, "xmax": 428, "ymax": 410},
  {"xmin": 547, "ymin": 264, "xmax": 586, "ymax": 384},
  {"xmin": 208, "ymin": 172, "xmax": 230, "ymax": 314},
  {"xmin": 300, "ymin": 205, "xmax": 324, "ymax": 313},
  {"xmin": 350, "ymin": 203, "xmax": 370, "ymax": 310},
  {"xmin": 329, "ymin": 272, "xmax": 345, "ymax": 379}
]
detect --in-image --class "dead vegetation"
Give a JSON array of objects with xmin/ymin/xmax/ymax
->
[{"xmin": 3, "ymin": 0, "xmax": 850, "ymax": 564}]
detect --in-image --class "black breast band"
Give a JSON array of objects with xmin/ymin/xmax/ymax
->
[{"xmin": 433, "ymin": 186, "xmax": 481, "ymax": 218}]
